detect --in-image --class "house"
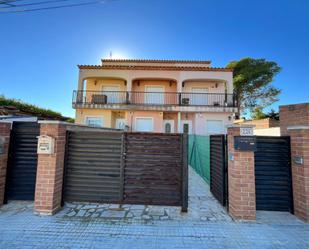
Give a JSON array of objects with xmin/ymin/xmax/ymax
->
[
  {"xmin": 73, "ymin": 59, "xmax": 237, "ymax": 134},
  {"xmin": 234, "ymin": 118, "xmax": 281, "ymax": 136}
]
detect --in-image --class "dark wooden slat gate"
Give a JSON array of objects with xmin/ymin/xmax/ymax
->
[
  {"xmin": 63, "ymin": 131, "xmax": 188, "ymax": 209},
  {"xmin": 5, "ymin": 122, "xmax": 39, "ymax": 201},
  {"xmin": 123, "ymin": 133, "xmax": 184, "ymax": 207},
  {"xmin": 63, "ymin": 131, "xmax": 123, "ymax": 203},
  {"xmin": 210, "ymin": 135, "xmax": 227, "ymax": 206},
  {"xmin": 255, "ymin": 136, "xmax": 293, "ymax": 212}
]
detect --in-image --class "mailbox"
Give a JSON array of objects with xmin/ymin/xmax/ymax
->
[
  {"xmin": 0, "ymin": 136, "xmax": 5, "ymax": 155},
  {"xmin": 234, "ymin": 136, "xmax": 257, "ymax": 151},
  {"xmin": 37, "ymin": 135, "xmax": 55, "ymax": 154}
]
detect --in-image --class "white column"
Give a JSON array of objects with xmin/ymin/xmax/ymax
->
[{"xmin": 178, "ymin": 112, "xmax": 181, "ymax": 133}]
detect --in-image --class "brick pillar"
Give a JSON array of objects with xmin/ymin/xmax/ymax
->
[
  {"xmin": 227, "ymin": 126, "xmax": 256, "ymax": 220},
  {"xmin": 288, "ymin": 127, "xmax": 309, "ymax": 221},
  {"xmin": 0, "ymin": 122, "xmax": 11, "ymax": 206},
  {"xmin": 34, "ymin": 122, "xmax": 67, "ymax": 215}
]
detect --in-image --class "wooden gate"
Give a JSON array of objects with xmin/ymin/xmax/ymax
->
[
  {"xmin": 63, "ymin": 131, "xmax": 188, "ymax": 210},
  {"xmin": 255, "ymin": 136, "xmax": 293, "ymax": 212},
  {"xmin": 5, "ymin": 122, "xmax": 39, "ymax": 201},
  {"xmin": 209, "ymin": 134, "xmax": 227, "ymax": 206}
]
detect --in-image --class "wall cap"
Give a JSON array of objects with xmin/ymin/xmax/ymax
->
[
  {"xmin": 38, "ymin": 120, "xmax": 70, "ymax": 125},
  {"xmin": 226, "ymin": 124, "xmax": 256, "ymax": 128},
  {"xmin": 287, "ymin": 125, "xmax": 309, "ymax": 130}
]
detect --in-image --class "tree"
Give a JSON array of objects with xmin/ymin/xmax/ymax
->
[
  {"xmin": 251, "ymin": 107, "xmax": 267, "ymax": 120},
  {"xmin": 226, "ymin": 58, "xmax": 281, "ymax": 118}
]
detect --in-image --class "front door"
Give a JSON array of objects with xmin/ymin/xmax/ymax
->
[
  {"xmin": 145, "ymin": 86, "xmax": 164, "ymax": 104},
  {"xmin": 116, "ymin": 119, "xmax": 126, "ymax": 129}
]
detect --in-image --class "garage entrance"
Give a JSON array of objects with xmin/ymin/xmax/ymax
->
[
  {"xmin": 255, "ymin": 136, "xmax": 293, "ymax": 212},
  {"xmin": 4, "ymin": 122, "xmax": 39, "ymax": 201}
]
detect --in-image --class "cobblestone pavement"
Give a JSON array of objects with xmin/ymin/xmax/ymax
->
[
  {"xmin": 0, "ymin": 168, "xmax": 308, "ymax": 248},
  {"xmin": 58, "ymin": 168, "xmax": 231, "ymax": 224}
]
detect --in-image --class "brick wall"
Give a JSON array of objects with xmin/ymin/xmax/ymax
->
[
  {"xmin": 0, "ymin": 122, "xmax": 11, "ymax": 206},
  {"xmin": 280, "ymin": 103, "xmax": 309, "ymax": 135},
  {"xmin": 288, "ymin": 128, "xmax": 309, "ymax": 221},
  {"xmin": 227, "ymin": 126, "xmax": 256, "ymax": 220},
  {"xmin": 34, "ymin": 122, "xmax": 67, "ymax": 215},
  {"xmin": 238, "ymin": 118, "xmax": 280, "ymax": 129}
]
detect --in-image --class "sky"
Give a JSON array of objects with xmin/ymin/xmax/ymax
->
[{"xmin": 0, "ymin": 0, "xmax": 308, "ymax": 118}]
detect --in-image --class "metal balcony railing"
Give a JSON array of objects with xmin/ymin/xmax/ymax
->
[{"xmin": 72, "ymin": 90, "xmax": 237, "ymax": 107}]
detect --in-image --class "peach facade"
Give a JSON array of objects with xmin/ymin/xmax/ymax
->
[{"xmin": 74, "ymin": 59, "xmax": 237, "ymax": 134}]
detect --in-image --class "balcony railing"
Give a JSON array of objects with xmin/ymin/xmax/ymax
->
[{"xmin": 72, "ymin": 90, "xmax": 237, "ymax": 107}]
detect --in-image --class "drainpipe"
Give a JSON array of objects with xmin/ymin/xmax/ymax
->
[{"xmin": 178, "ymin": 112, "xmax": 181, "ymax": 133}]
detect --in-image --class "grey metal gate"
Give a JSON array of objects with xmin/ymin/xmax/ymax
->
[
  {"xmin": 209, "ymin": 134, "xmax": 227, "ymax": 206},
  {"xmin": 5, "ymin": 122, "xmax": 39, "ymax": 201},
  {"xmin": 255, "ymin": 136, "xmax": 293, "ymax": 212}
]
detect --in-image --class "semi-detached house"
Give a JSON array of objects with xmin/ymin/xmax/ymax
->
[{"xmin": 73, "ymin": 59, "xmax": 238, "ymax": 134}]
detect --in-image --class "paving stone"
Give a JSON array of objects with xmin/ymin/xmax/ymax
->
[
  {"xmin": 126, "ymin": 212, "xmax": 134, "ymax": 218},
  {"xmin": 142, "ymin": 215, "xmax": 151, "ymax": 220},
  {"xmin": 65, "ymin": 211, "xmax": 76, "ymax": 217},
  {"xmin": 100, "ymin": 210, "xmax": 126, "ymax": 219},
  {"xmin": 76, "ymin": 210, "xmax": 87, "ymax": 217}
]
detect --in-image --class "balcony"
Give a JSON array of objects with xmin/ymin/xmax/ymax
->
[{"xmin": 72, "ymin": 90, "xmax": 237, "ymax": 110}]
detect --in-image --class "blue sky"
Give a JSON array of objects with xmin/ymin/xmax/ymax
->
[{"xmin": 1, "ymin": 0, "xmax": 308, "ymax": 117}]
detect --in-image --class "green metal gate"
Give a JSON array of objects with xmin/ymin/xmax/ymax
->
[{"xmin": 188, "ymin": 135, "xmax": 210, "ymax": 183}]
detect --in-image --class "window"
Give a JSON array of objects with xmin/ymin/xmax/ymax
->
[
  {"xmin": 145, "ymin": 86, "xmax": 164, "ymax": 104},
  {"xmin": 135, "ymin": 118, "xmax": 154, "ymax": 132},
  {"xmin": 180, "ymin": 120, "xmax": 192, "ymax": 134},
  {"xmin": 85, "ymin": 117, "xmax": 103, "ymax": 127},
  {"xmin": 206, "ymin": 120, "xmax": 223, "ymax": 134},
  {"xmin": 191, "ymin": 87, "xmax": 208, "ymax": 105},
  {"xmin": 102, "ymin": 85, "xmax": 120, "ymax": 103},
  {"xmin": 165, "ymin": 123, "xmax": 171, "ymax": 133},
  {"xmin": 183, "ymin": 123, "xmax": 189, "ymax": 134}
]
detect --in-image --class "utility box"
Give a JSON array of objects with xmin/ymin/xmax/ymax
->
[{"xmin": 37, "ymin": 135, "xmax": 55, "ymax": 154}]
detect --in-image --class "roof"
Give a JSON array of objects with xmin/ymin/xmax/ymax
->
[
  {"xmin": 78, "ymin": 64, "xmax": 233, "ymax": 72},
  {"xmin": 101, "ymin": 59, "xmax": 212, "ymax": 64}
]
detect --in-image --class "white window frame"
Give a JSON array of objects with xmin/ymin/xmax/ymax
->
[
  {"xmin": 145, "ymin": 85, "xmax": 165, "ymax": 104},
  {"xmin": 180, "ymin": 120, "xmax": 193, "ymax": 134},
  {"xmin": 134, "ymin": 117, "xmax": 154, "ymax": 132},
  {"xmin": 163, "ymin": 120, "xmax": 175, "ymax": 133},
  {"xmin": 206, "ymin": 119, "xmax": 224, "ymax": 135},
  {"xmin": 85, "ymin": 116, "xmax": 104, "ymax": 127}
]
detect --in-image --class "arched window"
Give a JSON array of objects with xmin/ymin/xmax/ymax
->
[{"xmin": 165, "ymin": 123, "xmax": 171, "ymax": 133}]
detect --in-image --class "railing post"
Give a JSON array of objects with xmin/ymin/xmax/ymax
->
[{"xmin": 178, "ymin": 93, "xmax": 182, "ymax": 106}]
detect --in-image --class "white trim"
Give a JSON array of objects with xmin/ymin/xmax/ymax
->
[
  {"xmin": 287, "ymin": 125, "xmax": 309, "ymax": 130},
  {"xmin": 163, "ymin": 120, "xmax": 175, "ymax": 133},
  {"xmin": 134, "ymin": 117, "xmax": 154, "ymax": 132},
  {"xmin": 145, "ymin": 85, "xmax": 165, "ymax": 91}
]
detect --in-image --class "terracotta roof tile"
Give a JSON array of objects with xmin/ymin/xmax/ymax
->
[
  {"xmin": 78, "ymin": 64, "xmax": 233, "ymax": 72},
  {"xmin": 101, "ymin": 59, "xmax": 211, "ymax": 64}
]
